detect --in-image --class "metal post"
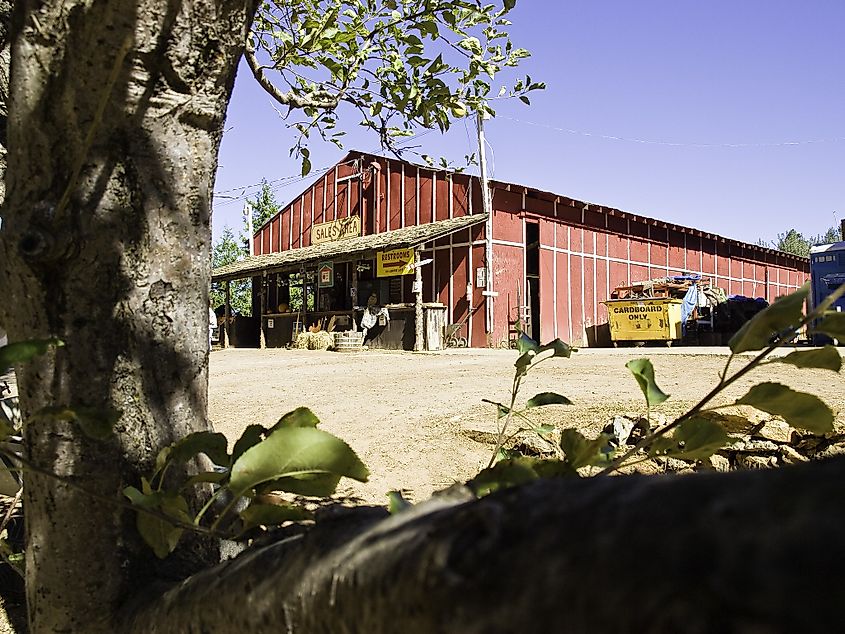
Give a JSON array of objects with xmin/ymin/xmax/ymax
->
[
  {"xmin": 259, "ymin": 274, "xmax": 266, "ymax": 349},
  {"xmin": 414, "ymin": 248, "xmax": 424, "ymax": 351},
  {"xmin": 223, "ymin": 280, "xmax": 231, "ymax": 349},
  {"xmin": 477, "ymin": 111, "xmax": 495, "ymax": 340},
  {"xmin": 245, "ymin": 203, "xmax": 254, "ymax": 256}
]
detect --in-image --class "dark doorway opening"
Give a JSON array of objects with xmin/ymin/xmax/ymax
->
[{"xmin": 526, "ymin": 222, "xmax": 541, "ymax": 342}]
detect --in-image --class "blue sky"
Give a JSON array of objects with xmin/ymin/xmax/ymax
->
[{"xmin": 213, "ymin": 0, "xmax": 845, "ymax": 246}]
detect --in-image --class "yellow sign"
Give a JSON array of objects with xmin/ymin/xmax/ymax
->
[
  {"xmin": 377, "ymin": 247, "xmax": 415, "ymax": 277},
  {"xmin": 311, "ymin": 216, "xmax": 361, "ymax": 245},
  {"xmin": 604, "ymin": 298, "xmax": 683, "ymax": 343}
]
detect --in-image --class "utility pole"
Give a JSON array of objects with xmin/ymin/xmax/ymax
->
[
  {"xmin": 245, "ymin": 202, "xmax": 254, "ymax": 256},
  {"xmin": 476, "ymin": 111, "xmax": 495, "ymax": 340}
]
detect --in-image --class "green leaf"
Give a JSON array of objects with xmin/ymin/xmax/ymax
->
[
  {"xmin": 772, "ymin": 346, "xmax": 841, "ymax": 371},
  {"xmin": 0, "ymin": 418, "xmax": 13, "ymax": 442},
  {"xmin": 168, "ymin": 431, "xmax": 230, "ymax": 466},
  {"xmin": 560, "ymin": 429, "xmax": 614, "ymax": 469},
  {"xmin": 182, "ymin": 471, "xmax": 227, "ymax": 489},
  {"xmin": 736, "ymin": 382, "xmax": 834, "ymax": 434},
  {"xmin": 729, "ymin": 284, "xmax": 809, "ymax": 353},
  {"xmin": 813, "ymin": 312, "xmax": 845, "ymax": 340},
  {"xmin": 625, "ymin": 359, "xmax": 669, "ymax": 407},
  {"xmin": 648, "ymin": 417, "xmax": 729, "ymax": 460},
  {"xmin": 536, "ymin": 339, "xmax": 574, "ymax": 359},
  {"xmin": 503, "ymin": 0, "xmax": 517, "ymax": 11},
  {"xmin": 36, "ymin": 406, "xmax": 120, "ymax": 440},
  {"xmin": 270, "ymin": 407, "xmax": 320, "ymax": 431},
  {"xmin": 0, "ymin": 338, "xmax": 64, "ymax": 372},
  {"xmin": 468, "ymin": 457, "xmax": 573, "ymax": 497},
  {"xmin": 123, "ymin": 487, "xmax": 190, "ymax": 559},
  {"xmin": 301, "ymin": 156, "xmax": 312, "ymax": 177},
  {"xmin": 229, "ymin": 426, "xmax": 369, "ymax": 497},
  {"xmin": 239, "ymin": 502, "xmax": 311, "ymax": 531},
  {"xmin": 517, "ymin": 333, "xmax": 538, "ymax": 354},
  {"xmin": 525, "ymin": 392, "xmax": 572, "ymax": 408},
  {"xmin": 232, "ymin": 424, "xmax": 267, "ymax": 465},
  {"xmin": 514, "ymin": 338, "xmax": 573, "ymax": 378},
  {"xmin": 72, "ymin": 407, "xmax": 122, "ymax": 440},
  {"xmin": 258, "ymin": 472, "xmax": 342, "ymax": 497},
  {"xmin": 387, "ymin": 490, "xmax": 413, "ymax": 514},
  {"xmin": 470, "ymin": 459, "xmax": 537, "ymax": 496}
]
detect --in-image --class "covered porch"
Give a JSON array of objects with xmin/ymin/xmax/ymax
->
[{"xmin": 211, "ymin": 214, "xmax": 486, "ymax": 352}]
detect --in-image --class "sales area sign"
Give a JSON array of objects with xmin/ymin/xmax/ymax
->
[
  {"xmin": 311, "ymin": 216, "xmax": 361, "ymax": 245},
  {"xmin": 377, "ymin": 247, "xmax": 415, "ymax": 277}
]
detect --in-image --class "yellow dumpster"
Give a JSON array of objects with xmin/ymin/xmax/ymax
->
[{"xmin": 604, "ymin": 298, "xmax": 683, "ymax": 346}]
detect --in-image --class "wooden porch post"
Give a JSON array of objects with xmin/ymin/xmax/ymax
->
[
  {"xmin": 223, "ymin": 280, "xmax": 231, "ymax": 349},
  {"xmin": 414, "ymin": 247, "xmax": 423, "ymax": 351},
  {"xmin": 259, "ymin": 273, "xmax": 266, "ymax": 349}
]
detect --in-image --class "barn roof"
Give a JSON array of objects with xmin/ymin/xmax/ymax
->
[{"xmin": 212, "ymin": 213, "xmax": 486, "ymax": 282}]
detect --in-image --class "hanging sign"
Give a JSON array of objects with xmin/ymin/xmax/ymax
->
[
  {"xmin": 311, "ymin": 216, "xmax": 361, "ymax": 245},
  {"xmin": 377, "ymin": 247, "xmax": 415, "ymax": 277},
  {"xmin": 317, "ymin": 261, "xmax": 334, "ymax": 288}
]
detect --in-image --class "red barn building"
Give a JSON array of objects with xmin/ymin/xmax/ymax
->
[{"xmin": 212, "ymin": 151, "xmax": 809, "ymax": 349}]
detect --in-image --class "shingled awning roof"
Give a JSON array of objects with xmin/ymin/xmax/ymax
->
[{"xmin": 212, "ymin": 214, "xmax": 487, "ymax": 282}]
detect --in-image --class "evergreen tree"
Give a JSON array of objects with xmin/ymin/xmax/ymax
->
[
  {"xmin": 210, "ymin": 226, "xmax": 251, "ymax": 315},
  {"xmin": 247, "ymin": 179, "xmax": 282, "ymax": 230}
]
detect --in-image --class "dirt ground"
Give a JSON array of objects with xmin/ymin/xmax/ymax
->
[{"xmin": 209, "ymin": 345, "xmax": 845, "ymax": 506}]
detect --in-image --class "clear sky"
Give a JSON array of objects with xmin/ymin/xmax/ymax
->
[{"xmin": 212, "ymin": 0, "xmax": 845, "ymax": 246}]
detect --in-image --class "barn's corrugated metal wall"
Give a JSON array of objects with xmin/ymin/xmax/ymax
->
[{"xmin": 252, "ymin": 151, "xmax": 808, "ymax": 347}]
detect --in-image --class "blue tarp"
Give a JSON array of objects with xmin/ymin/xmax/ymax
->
[{"xmin": 681, "ymin": 284, "xmax": 698, "ymax": 326}]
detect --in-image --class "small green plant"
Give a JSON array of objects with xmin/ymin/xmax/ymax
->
[
  {"xmin": 123, "ymin": 407, "xmax": 369, "ymax": 557},
  {"xmin": 0, "ymin": 338, "xmax": 369, "ymax": 560},
  {"xmin": 469, "ymin": 282, "xmax": 844, "ymax": 496}
]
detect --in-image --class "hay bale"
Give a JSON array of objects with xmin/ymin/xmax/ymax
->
[
  {"xmin": 309, "ymin": 331, "xmax": 334, "ymax": 350},
  {"xmin": 294, "ymin": 332, "xmax": 310, "ymax": 349}
]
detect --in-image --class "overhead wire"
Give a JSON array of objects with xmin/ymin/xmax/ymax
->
[{"xmin": 497, "ymin": 115, "xmax": 845, "ymax": 149}]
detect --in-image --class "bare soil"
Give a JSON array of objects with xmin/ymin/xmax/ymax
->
[{"xmin": 209, "ymin": 346, "xmax": 845, "ymax": 506}]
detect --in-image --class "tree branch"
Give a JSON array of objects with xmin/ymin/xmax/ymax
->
[
  {"xmin": 122, "ymin": 457, "xmax": 845, "ymax": 632},
  {"xmin": 245, "ymin": 37, "xmax": 340, "ymax": 110}
]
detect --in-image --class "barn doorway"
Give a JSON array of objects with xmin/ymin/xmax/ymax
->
[{"xmin": 526, "ymin": 221, "xmax": 541, "ymax": 342}]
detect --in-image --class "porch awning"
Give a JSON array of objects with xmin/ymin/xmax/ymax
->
[{"xmin": 211, "ymin": 214, "xmax": 487, "ymax": 282}]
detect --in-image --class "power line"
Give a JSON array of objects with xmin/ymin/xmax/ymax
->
[{"xmin": 498, "ymin": 115, "xmax": 845, "ymax": 149}]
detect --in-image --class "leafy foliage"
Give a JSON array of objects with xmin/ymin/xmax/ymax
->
[
  {"xmin": 770, "ymin": 346, "xmax": 841, "ymax": 371},
  {"xmin": 764, "ymin": 226, "xmax": 842, "ymax": 257},
  {"xmin": 0, "ymin": 338, "xmax": 64, "ymax": 373},
  {"xmin": 736, "ymin": 383, "xmax": 833, "ymax": 434},
  {"xmin": 210, "ymin": 225, "xmax": 252, "ymax": 316},
  {"xmin": 625, "ymin": 358, "xmax": 669, "ymax": 407},
  {"xmin": 468, "ymin": 456, "xmax": 574, "ymax": 497},
  {"xmin": 728, "ymin": 284, "xmax": 809, "ymax": 353},
  {"xmin": 648, "ymin": 418, "xmax": 729, "ymax": 461},
  {"xmin": 485, "ymin": 335, "xmax": 575, "ymax": 466},
  {"xmin": 813, "ymin": 312, "xmax": 845, "ymax": 341},
  {"xmin": 559, "ymin": 430, "xmax": 613, "ymax": 469},
  {"xmin": 473, "ymin": 283, "xmax": 841, "ymax": 496},
  {"xmin": 248, "ymin": 0, "xmax": 543, "ymax": 172},
  {"xmin": 121, "ymin": 407, "xmax": 368, "ymax": 558},
  {"xmin": 247, "ymin": 179, "xmax": 283, "ymax": 230}
]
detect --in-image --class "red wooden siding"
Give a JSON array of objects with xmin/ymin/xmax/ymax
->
[{"xmin": 248, "ymin": 151, "xmax": 809, "ymax": 347}]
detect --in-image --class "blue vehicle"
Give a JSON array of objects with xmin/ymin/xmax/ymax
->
[{"xmin": 809, "ymin": 240, "xmax": 845, "ymax": 344}]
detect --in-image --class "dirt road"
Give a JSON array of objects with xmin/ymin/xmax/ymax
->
[{"xmin": 209, "ymin": 346, "xmax": 845, "ymax": 505}]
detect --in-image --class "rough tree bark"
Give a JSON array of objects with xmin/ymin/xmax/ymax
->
[
  {"xmin": 122, "ymin": 457, "xmax": 845, "ymax": 633},
  {"xmin": 0, "ymin": 2, "xmax": 842, "ymax": 633},
  {"xmin": 0, "ymin": 1, "xmax": 256, "ymax": 631}
]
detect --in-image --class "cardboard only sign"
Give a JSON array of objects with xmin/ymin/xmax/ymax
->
[{"xmin": 377, "ymin": 248, "xmax": 415, "ymax": 277}]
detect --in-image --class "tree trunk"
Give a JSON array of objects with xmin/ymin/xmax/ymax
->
[
  {"xmin": 120, "ymin": 457, "xmax": 845, "ymax": 633},
  {"xmin": 0, "ymin": 1, "xmax": 254, "ymax": 631},
  {"xmin": 0, "ymin": 2, "xmax": 842, "ymax": 633}
]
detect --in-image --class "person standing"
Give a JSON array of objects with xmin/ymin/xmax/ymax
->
[{"xmin": 208, "ymin": 302, "xmax": 217, "ymax": 350}]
